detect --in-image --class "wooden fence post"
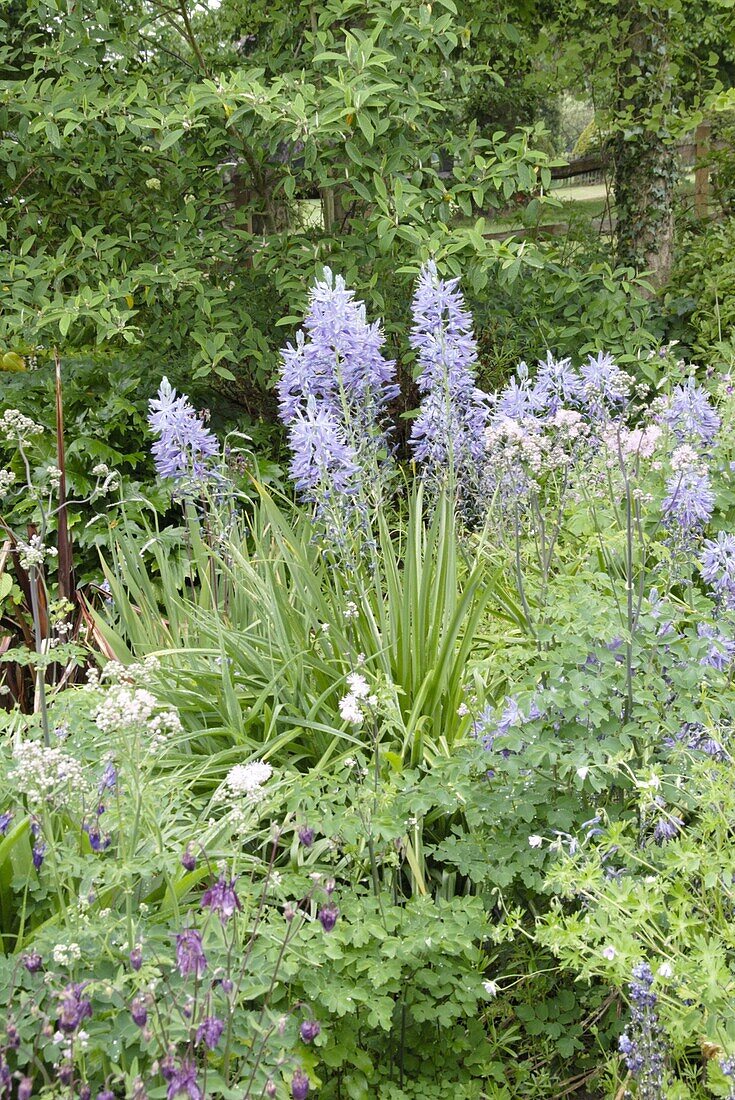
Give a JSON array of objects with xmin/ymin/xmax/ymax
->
[{"xmin": 694, "ymin": 122, "xmax": 711, "ymax": 219}]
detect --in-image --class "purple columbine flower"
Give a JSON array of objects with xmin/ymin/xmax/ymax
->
[
  {"xmin": 148, "ymin": 378, "xmax": 220, "ymax": 485},
  {"xmin": 652, "ymin": 813, "xmax": 684, "ymax": 844},
  {"xmin": 318, "ymin": 902, "xmax": 339, "ymax": 932},
  {"xmin": 300, "ymin": 1019, "xmax": 321, "ymax": 1043},
  {"xmin": 84, "ymin": 822, "xmax": 111, "ymax": 852},
  {"xmin": 175, "ymin": 929, "xmax": 207, "ymax": 978},
  {"xmin": 291, "ymin": 1069, "xmax": 310, "ymax": 1100},
  {"xmin": 80, "ymin": 1086, "xmax": 92, "ymax": 1100},
  {"xmin": 22, "ymin": 950, "xmax": 42, "ymax": 973},
  {"xmin": 618, "ymin": 962, "xmax": 668, "ymax": 1098},
  {"xmin": 196, "ymin": 1015, "xmax": 225, "ymax": 1050},
  {"xmin": 0, "ymin": 810, "xmax": 12, "ymax": 835},
  {"xmin": 98, "ymin": 761, "xmax": 117, "ymax": 795},
  {"xmin": 32, "ymin": 841, "xmax": 46, "ymax": 870},
  {"xmin": 181, "ymin": 846, "xmax": 196, "ymax": 872},
  {"xmin": 662, "ymin": 378, "xmax": 720, "ymax": 446},
  {"xmin": 57, "ymin": 983, "xmax": 93, "ymax": 1034},
  {"xmin": 166, "ymin": 1059, "xmax": 202, "ymax": 1100},
  {"xmin": 201, "ymin": 874, "xmax": 241, "ymax": 924},
  {"xmin": 662, "ymin": 470, "xmax": 714, "ymax": 536},
  {"xmin": 701, "ymin": 532, "xmax": 735, "ymax": 610},
  {"xmin": 129, "ymin": 945, "xmax": 143, "ymax": 971},
  {"xmin": 408, "ymin": 261, "xmax": 489, "ymax": 484},
  {"xmin": 298, "ymin": 825, "xmax": 315, "ymax": 848},
  {"xmin": 18, "ymin": 1077, "xmax": 33, "ymax": 1100},
  {"xmin": 131, "ymin": 996, "xmax": 148, "ymax": 1027},
  {"xmin": 278, "ymin": 267, "xmax": 398, "ymax": 429},
  {"xmin": 57, "ymin": 1063, "xmax": 74, "ymax": 1087}
]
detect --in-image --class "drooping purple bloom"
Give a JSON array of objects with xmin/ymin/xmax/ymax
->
[
  {"xmin": 291, "ymin": 1069, "xmax": 310, "ymax": 1100},
  {"xmin": 181, "ymin": 846, "xmax": 196, "ymax": 872},
  {"xmin": 18, "ymin": 1077, "xmax": 33, "ymax": 1100},
  {"xmin": 287, "ymin": 398, "xmax": 363, "ymax": 501},
  {"xmin": 57, "ymin": 1063, "xmax": 74, "ymax": 1086},
  {"xmin": 298, "ymin": 825, "xmax": 315, "ymax": 848},
  {"xmin": 148, "ymin": 378, "xmax": 219, "ymax": 484},
  {"xmin": 166, "ymin": 1059, "xmax": 202, "ymax": 1100},
  {"xmin": 662, "ymin": 379, "xmax": 720, "ymax": 446},
  {"xmin": 530, "ymin": 352, "xmax": 583, "ymax": 416},
  {"xmin": 22, "ymin": 950, "xmax": 42, "ymax": 973},
  {"xmin": 129, "ymin": 945, "xmax": 143, "ymax": 971},
  {"xmin": 98, "ymin": 761, "xmax": 117, "ymax": 795},
  {"xmin": 32, "ymin": 841, "xmax": 46, "ymax": 870},
  {"xmin": 175, "ymin": 929, "xmax": 207, "ymax": 978},
  {"xmin": 618, "ymin": 962, "xmax": 668, "ymax": 1098},
  {"xmin": 300, "ymin": 1018, "xmax": 321, "ymax": 1043},
  {"xmin": 201, "ymin": 874, "xmax": 241, "ymax": 924},
  {"xmin": 408, "ymin": 261, "xmax": 489, "ymax": 481},
  {"xmin": 196, "ymin": 1015, "xmax": 225, "ymax": 1050},
  {"xmin": 652, "ymin": 814, "xmax": 684, "ymax": 843},
  {"xmin": 84, "ymin": 821, "xmax": 111, "ymax": 852},
  {"xmin": 131, "ymin": 996, "xmax": 148, "ymax": 1027},
  {"xmin": 662, "ymin": 470, "xmax": 714, "ymax": 535},
  {"xmin": 278, "ymin": 268, "xmax": 398, "ymax": 428},
  {"xmin": 318, "ymin": 902, "xmax": 339, "ymax": 932},
  {"xmin": 57, "ymin": 983, "xmax": 93, "ymax": 1034},
  {"xmin": 701, "ymin": 532, "xmax": 735, "ymax": 609},
  {"xmin": 0, "ymin": 810, "xmax": 12, "ymax": 835}
]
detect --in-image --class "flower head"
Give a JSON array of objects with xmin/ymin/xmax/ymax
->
[
  {"xmin": 57, "ymin": 983, "xmax": 93, "ymax": 1034},
  {"xmin": 662, "ymin": 378, "xmax": 720, "ymax": 446},
  {"xmin": 148, "ymin": 378, "xmax": 219, "ymax": 485},
  {"xmin": 278, "ymin": 268, "xmax": 398, "ymax": 427},
  {"xmin": 201, "ymin": 874, "xmax": 241, "ymax": 924},
  {"xmin": 662, "ymin": 469, "xmax": 714, "ymax": 536},
  {"xmin": 291, "ymin": 1069, "xmax": 310, "ymax": 1100},
  {"xmin": 196, "ymin": 1015, "xmax": 225, "ymax": 1050},
  {"xmin": 701, "ymin": 532, "xmax": 735, "ymax": 609},
  {"xmin": 167, "ymin": 1059, "xmax": 202, "ymax": 1100},
  {"xmin": 225, "ymin": 760, "xmax": 273, "ymax": 798},
  {"xmin": 175, "ymin": 929, "xmax": 207, "ymax": 978},
  {"xmin": 408, "ymin": 262, "xmax": 489, "ymax": 486}
]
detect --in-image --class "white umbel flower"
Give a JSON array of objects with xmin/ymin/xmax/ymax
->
[{"xmin": 225, "ymin": 761, "xmax": 273, "ymax": 797}]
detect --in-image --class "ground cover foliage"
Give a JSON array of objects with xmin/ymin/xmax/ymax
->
[{"xmin": 2, "ymin": 259, "xmax": 735, "ymax": 1099}]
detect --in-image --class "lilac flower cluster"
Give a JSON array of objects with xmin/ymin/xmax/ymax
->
[
  {"xmin": 618, "ymin": 962, "xmax": 668, "ymax": 1099},
  {"xmin": 663, "ymin": 721, "xmax": 726, "ymax": 761},
  {"xmin": 657, "ymin": 381, "xmax": 720, "ymax": 546},
  {"xmin": 148, "ymin": 378, "xmax": 219, "ymax": 485},
  {"xmin": 408, "ymin": 261, "xmax": 489, "ymax": 486},
  {"xmin": 472, "ymin": 695, "xmax": 543, "ymax": 752},
  {"xmin": 278, "ymin": 268, "xmax": 397, "ymax": 513},
  {"xmin": 661, "ymin": 378, "xmax": 721, "ymax": 446},
  {"xmin": 701, "ymin": 532, "xmax": 735, "ymax": 609}
]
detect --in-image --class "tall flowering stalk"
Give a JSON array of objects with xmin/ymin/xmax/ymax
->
[
  {"xmin": 278, "ymin": 267, "xmax": 398, "ymax": 431},
  {"xmin": 408, "ymin": 261, "xmax": 488, "ymax": 494},
  {"xmin": 148, "ymin": 377, "xmax": 220, "ymax": 488},
  {"xmin": 278, "ymin": 269, "xmax": 398, "ymax": 534},
  {"xmin": 618, "ymin": 963, "xmax": 669, "ymax": 1098}
]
